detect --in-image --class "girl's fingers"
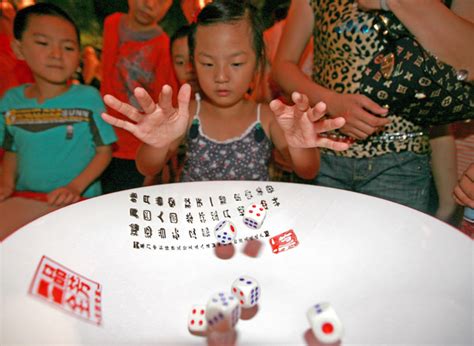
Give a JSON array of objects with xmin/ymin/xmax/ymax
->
[
  {"xmin": 158, "ymin": 84, "xmax": 174, "ymax": 115},
  {"xmin": 269, "ymin": 99, "xmax": 287, "ymax": 117},
  {"xmin": 135, "ymin": 87, "xmax": 157, "ymax": 115},
  {"xmin": 177, "ymin": 83, "xmax": 192, "ymax": 115},
  {"xmin": 103, "ymin": 94, "xmax": 143, "ymax": 122},
  {"xmin": 101, "ymin": 112, "xmax": 139, "ymax": 136},
  {"xmin": 308, "ymin": 101, "xmax": 327, "ymax": 122},
  {"xmin": 291, "ymin": 92, "xmax": 310, "ymax": 116},
  {"xmin": 316, "ymin": 137, "xmax": 350, "ymax": 152},
  {"xmin": 314, "ymin": 116, "xmax": 346, "ymax": 133}
]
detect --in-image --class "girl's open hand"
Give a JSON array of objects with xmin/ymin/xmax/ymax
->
[
  {"xmin": 101, "ymin": 84, "xmax": 192, "ymax": 149},
  {"xmin": 270, "ymin": 92, "xmax": 350, "ymax": 151}
]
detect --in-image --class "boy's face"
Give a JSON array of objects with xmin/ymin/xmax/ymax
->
[
  {"xmin": 171, "ymin": 36, "xmax": 198, "ymax": 92},
  {"xmin": 13, "ymin": 15, "xmax": 80, "ymax": 85},
  {"xmin": 127, "ymin": 0, "xmax": 172, "ymax": 30},
  {"xmin": 194, "ymin": 19, "xmax": 257, "ymax": 107}
]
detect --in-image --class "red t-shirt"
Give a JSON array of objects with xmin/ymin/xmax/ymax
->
[
  {"xmin": 0, "ymin": 34, "xmax": 34, "ymax": 98},
  {"xmin": 101, "ymin": 13, "xmax": 178, "ymax": 160}
]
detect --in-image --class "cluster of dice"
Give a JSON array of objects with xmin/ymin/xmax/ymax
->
[
  {"xmin": 213, "ymin": 203, "xmax": 267, "ymax": 245},
  {"xmin": 307, "ymin": 302, "xmax": 344, "ymax": 344},
  {"xmin": 188, "ymin": 275, "xmax": 261, "ymax": 336}
]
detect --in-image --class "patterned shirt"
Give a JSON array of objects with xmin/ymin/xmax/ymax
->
[
  {"xmin": 310, "ymin": 0, "xmax": 430, "ymax": 158},
  {"xmin": 181, "ymin": 102, "xmax": 273, "ymax": 181}
]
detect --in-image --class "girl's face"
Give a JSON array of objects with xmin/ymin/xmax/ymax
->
[
  {"xmin": 14, "ymin": 15, "xmax": 80, "ymax": 86},
  {"xmin": 171, "ymin": 36, "xmax": 198, "ymax": 92},
  {"xmin": 194, "ymin": 18, "xmax": 257, "ymax": 107}
]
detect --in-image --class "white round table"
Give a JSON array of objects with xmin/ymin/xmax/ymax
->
[{"xmin": 1, "ymin": 181, "xmax": 472, "ymax": 345}]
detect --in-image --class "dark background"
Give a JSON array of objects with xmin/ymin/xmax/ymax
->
[{"xmin": 39, "ymin": 0, "xmax": 290, "ymax": 48}]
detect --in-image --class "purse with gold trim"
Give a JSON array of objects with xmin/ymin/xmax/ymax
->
[{"xmin": 359, "ymin": 12, "xmax": 473, "ymax": 127}]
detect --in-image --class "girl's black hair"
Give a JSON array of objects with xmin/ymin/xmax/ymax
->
[
  {"xmin": 13, "ymin": 3, "xmax": 80, "ymax": 44},
  {"xmin": 170, "ymin": 24, "xmax": 193, "ymax": 53},
  {"xmin": 189, "ymin": 0, "xmax": 265, "ymax": 72}
]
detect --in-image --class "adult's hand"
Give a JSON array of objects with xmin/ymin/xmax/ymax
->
[
  {"xmin": 325, "ymin": 92, "xmax": 390, "ymax": 140},
  {"xmin": 453, "ymin": 162, "xmax": 474, "ymax": 208}
]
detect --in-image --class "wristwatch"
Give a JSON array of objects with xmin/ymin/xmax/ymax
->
[{"xmin": 380, "ymin": 0, "xmax": 390, "ymax": 11}]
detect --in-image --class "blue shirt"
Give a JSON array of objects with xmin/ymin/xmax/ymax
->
[{"xmin": 0, "ymin": 84, "xmax": 117, "ymax": 197}]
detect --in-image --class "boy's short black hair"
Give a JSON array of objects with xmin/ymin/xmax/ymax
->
[
  {"xmin": 170, "ymin": 24, "xmax": 193, "ymax": 53},
  {"xmin": 189, "ymin": 0, "xmax": 265, "ymax": 72},
  {"xmin": 13, "ymin": 3, "xmax": 80, "ymax": 44}
]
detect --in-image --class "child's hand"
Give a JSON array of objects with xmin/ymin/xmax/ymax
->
[
  {"xmin": 101, "ymin": 84, "xmax": 192, "ymax": 149},
  {"xmin": 270, "ymin": 92, "xmax": 350, "ymax": 152},
  {"xmin": 47, "ymin": 185, "xmax": 81, "ymax": 207},
  {"xmin": 0, "ymin": 183, "xmax": 14, "ymax": 201}
]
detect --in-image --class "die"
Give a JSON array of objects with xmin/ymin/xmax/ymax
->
[
  {"xmin": 206, "ymin": 292, "xmax": 241, "ymax": 332},
  {"xmin": 243, "ymin": 203, "xmax": 266, "ymax": 229},
  {"xmin": 269, "ymin": 229, "xmax": 299, "ymax": 254},
  {"xmin": 231, "ymin": 275, "xmax": 260, "ymax": 308},
  {"xmin": 188, "ymin": 305, "xmax": 207, "ymax": 335},
  {"xmin": 214, "ymin": 220, "xmax": 236, "ymax": 245},
  {"xmin": 307, "ymin": 302, "xmax": 344, "ymax": 344}
]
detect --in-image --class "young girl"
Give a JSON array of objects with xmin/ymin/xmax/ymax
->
[
  {"xmin": 0, "ymin": 3, "xmax": 116, "ymax": 205},
  {"xmin": 101, "ymin": 0, "xmax": 348, "ymax": 182}
]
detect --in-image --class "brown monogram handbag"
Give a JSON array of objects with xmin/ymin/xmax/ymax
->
[{"xmin": 359, "ymin": 12, "xmax": 473, "ymax": 127}]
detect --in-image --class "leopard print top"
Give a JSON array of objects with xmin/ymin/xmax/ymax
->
[{"xmin": 310, "ymin": 0, "xmax": 430, "ymax": 158}]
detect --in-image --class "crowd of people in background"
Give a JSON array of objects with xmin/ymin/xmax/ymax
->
[{"xmin": 0, "ymin": 0, "xmax": 472, "ymax": 236}]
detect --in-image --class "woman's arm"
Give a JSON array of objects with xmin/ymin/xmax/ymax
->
[
  {"xmin": 359, "ymin": 0, "xmax": 474, "ymax": 80},
  {"xmin": 272, "ymin": 0, "xmax": 328, "ymax": 105},
  {"xmin": 273, "ymin": 0, "xmax": 389, "ymax": 139},
  {"xmin": 429, "ymin": 125, "xmax": 460, "ymax": 224}
]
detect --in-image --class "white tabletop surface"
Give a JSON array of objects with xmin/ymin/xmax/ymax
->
[{"xmin": 1, "ymin": 181, "xmax": 472, "ymax": 345}]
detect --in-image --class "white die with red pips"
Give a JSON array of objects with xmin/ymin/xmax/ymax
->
[
  {"xmin": 307, "ymin": 302, "xmax": 344, "ymax": 344},
  {"xmin": 187, "ymin": 305, "xmax": 207, "ymax": 334},
  {"xmin": 214, "ymin": 220, "xmax": 236, "ymax": 245},
  {"xmin": 243, "ymin": 202, "xmax": 266, "ymax": 229},
  {"xmin": 230, "ymin": 275, "xmax": 260, "ymax": 308}
]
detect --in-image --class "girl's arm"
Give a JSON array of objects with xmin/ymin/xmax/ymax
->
[
  {"xmin": 0, "ymin": 151, "xmax": 17, "ymax": 201},
  {"xmin": 267, "ymin": 92, "xmax": 349, "ymax": 180},
  {"xmin": 102, "ymin": 84, "xmax": 192, "ymax": 177},
  {"xmin": 137, "ymin": 136, "xmax": 184, "ymax": 177},
  {"xmin": 47, "ymin": 145, "xmax": 112, "ymax": 206},
  {"xmin": 272, "ymin": 0, "xmax": 389, "ymax": 140},
  {"xmin": 358, "ymin": 0, "xmax": 474, "ymax": 81}
]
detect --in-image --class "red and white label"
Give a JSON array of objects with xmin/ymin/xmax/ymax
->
[
  {"xmin": 29, "ymin": 256, "xmax": 102, "ymax": 325},
  {"xmin": 269, "ymin": 229, "xmax": 299, "ymax": 254}
]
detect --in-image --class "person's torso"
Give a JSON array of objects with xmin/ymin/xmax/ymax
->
[
  {"xmin": 181, "ymin": 100, "xmax": 273, "ymax": 181},
  {"xmin": 1, "ymin": 85, "xmax": 115, "ymax": 197},
  {"xmin": 101, "ymin": 13, "xmax": 175, "ymax": 159},
  {"xmin": 310, "ymin": 0, "xmax": 430, "ymax": 158}
]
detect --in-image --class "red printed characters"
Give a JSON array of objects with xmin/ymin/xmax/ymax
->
[
  {"xmin": 269, "ymin": 229, "xmax": 299, "ymax": 254},
  {"xmin": 29, "ymin": 256, "xmax": 102, "ymax": 325}
]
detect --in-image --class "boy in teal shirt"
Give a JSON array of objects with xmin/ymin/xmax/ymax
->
[{"xmin": 0, "ymin": 3, "xmax": 116, "ymax": 206}]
